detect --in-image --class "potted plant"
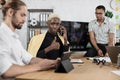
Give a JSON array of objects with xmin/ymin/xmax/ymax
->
[{"xmin": 105, "ymin": 10, "xmax": 113, "ymax": 18}]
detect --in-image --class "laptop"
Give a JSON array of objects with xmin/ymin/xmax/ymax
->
[{"xmin": 106, "ymin": 46, "xmax": 120, "ymax": 64}]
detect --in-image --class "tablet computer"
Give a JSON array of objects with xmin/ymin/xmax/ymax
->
[
  {"xmin": 61, "ymin": 51, "xmax": 72, "ymax": 60},
  {"xmin": 55, "ymin": 51, "xmax": 74, "ymax": 73}
]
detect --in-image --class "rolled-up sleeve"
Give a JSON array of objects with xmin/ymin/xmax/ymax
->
[
  {"xmin": 88, "ymin": 22, "xmax": 94, "ymax": 32},
  {"xmin": 21, "ymin": 49, "xmax": 33, "ymax": 65},
  {"xmin": 0, "ymin": 47, "xmax": 12, "ymax": 75},
  {"xmin": 0, "ymin": 57, "xmax": 12, "ymax": 75},
  {"xmin": 109, "ymin": 22, "xmax": 116, "ymax": 34}
]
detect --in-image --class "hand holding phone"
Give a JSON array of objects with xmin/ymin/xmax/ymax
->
[
  {"xmin": 59, "ymin": 25, "xmax": 66, "ymax": 35},
  {"xmin": 58, "ymin": 25, "xmax": 68, "ymax": 45}
]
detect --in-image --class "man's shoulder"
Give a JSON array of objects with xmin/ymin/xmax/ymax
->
[
  {"xmin": 0, "ymin": 27, "xmax": 8, "ymax": 40},
  {"xmin": 90, "ymin": 19, "xmax": 96, "ymax": 22},
  {"xmin": 105, "ymin": 17, "xmax": 113, "ymax": 22},
  {"xmin": 104, "ymin": 17, "xmax": 115, "ymax": 26},
  {"xmin": 89, "ymin": 19, "xmax": 96, "ymax": 24}
]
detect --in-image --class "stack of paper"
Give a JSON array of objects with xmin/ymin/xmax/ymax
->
[
  {"xmin": 70, "ymin": 59, "xmax": 84, "ymax": 63},
  {"xmin": 111, "ymin": 70, "xmax": 120, "ymax": 76}
]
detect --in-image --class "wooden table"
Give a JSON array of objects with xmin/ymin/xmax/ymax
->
[{"xmin": 16, "ymin": 58, "xmax": 120, "ymax": 80}]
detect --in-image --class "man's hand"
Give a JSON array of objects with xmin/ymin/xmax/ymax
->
[
  {"xmin": 38, "ymin": 58, "xmax": 61, "ymax": 70},
  {"xmin": 60, "ymin": 26, "xmax": 68, "ymax": 45},
  {"xmin": 97, "ymin": 49, "xmax": 103, "ymax": 56},
  {"xmin": 50, "ymin": 37, "xmax": 60, "ymax": 50},
  {"xmin": 2, "ymin": 58, "xmax": 61, "ymax": 78},
  {"xmin": 44, "ymin": 37, "xmax": 60, "ymax": 53}
]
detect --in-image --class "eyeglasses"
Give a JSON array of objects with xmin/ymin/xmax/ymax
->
[
  {"xmin": 95, "ymin": 12, "xmax": 103, "ymax": 15},
  {"xmin": 50, "ymin": 22, "xmax": 60, "ymax": 26}
]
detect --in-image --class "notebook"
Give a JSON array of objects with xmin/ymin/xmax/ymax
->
[{"xmin": 106, "ymin": 46, "xmax": 120, "ymax": 64}]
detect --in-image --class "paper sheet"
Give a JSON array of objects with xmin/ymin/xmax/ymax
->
[
  {"xmin": 70, "ymin": 59, "xmax": 84, "ymax": 63},
  {"xmin": 112, "ymin": 70, "xmax": 120, "ymax": 76}
]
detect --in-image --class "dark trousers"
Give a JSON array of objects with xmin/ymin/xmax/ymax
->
[{"xmin": 84, "ymin": 44, "xmax": 107, "ymax": 57}]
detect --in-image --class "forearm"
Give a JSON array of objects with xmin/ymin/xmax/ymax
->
[
  {"xmin": 108, "ymin": 33, "xmax": 115, "ymax": 46},
  {"xmin": 30, "ymin": 57, "xmax": 43, "ymax": 64},
  {"xmin": 44, "ymin": 46, "xmax": 53, "ymax": 53},
  {"xmin": 108, "ymin": 38, "xmax": 115, "ymax": 46},
  {"xmin": 2, "ymin": 64, "xmax": 40, "ymax": 78},
  {"xmin": 91, "ymin": 38, "xmax": 100, "ymax": 51}
]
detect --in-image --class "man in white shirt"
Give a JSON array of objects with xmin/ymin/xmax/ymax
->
[
  {"xmin": 0, "ymin": 0, "xmax": 60, "ymax": 79},
  {"xmin": 84, "ymin": 5, "xmax": 115, "ymax": 57}
]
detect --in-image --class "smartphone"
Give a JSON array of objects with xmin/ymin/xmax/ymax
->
[{"xmin": 58, "ymin": 25, "xmax": 63, "ymax": 36}]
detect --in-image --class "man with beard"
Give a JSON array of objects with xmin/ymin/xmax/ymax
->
[
  {"xmin": 28, "ymin": 13, "xmax": 69, "ymax": 60},
  {"xmin": 0, "ymin": 0, "xmax": 60, "ymax": 80},
  {"xmin": 84, "ymin": 5, "xmax": 115, "ymax": 57}
]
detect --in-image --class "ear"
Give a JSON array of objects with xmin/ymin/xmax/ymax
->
[
  {"xmin": 47, "ymin": 21, "xmax": 50, "ymax": 25},
  {"xmin": 7, "ymin": 8, "xmax": 14, "ymax": 17}
]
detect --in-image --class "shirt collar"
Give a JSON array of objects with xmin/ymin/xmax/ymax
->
[
  {"xmin": 47, "ymin": 31, "xmax": 57, "ymax": 37},
  {"xmin": 104, "ymin": 17, "xmax": 108, "ymax": 24},
  {"xmin": 95, "ymin": 17, "xmax": 107, "ymax": 24},
  {"xmin": 1, "ymin": 22, "xmax": 19, "ymax": 39}
]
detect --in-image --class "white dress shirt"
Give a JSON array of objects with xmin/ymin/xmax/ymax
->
[{"xmin": 0, "ymin": 22, "xmax": 33, "ymax": 80}]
